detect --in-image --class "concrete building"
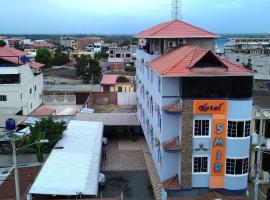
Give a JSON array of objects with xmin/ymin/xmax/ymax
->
[
  {"xmin": 108, "ymin": 45, "xmax": 137, "ymax": 64},
  {"xmin": 220, "ymin": 37, "xmax": 270, "ymax": 81},
  {"xmin": 77, "ymin": 37, "xmax": 103, "ymax": 52},
  {"xmin": 0, "ymin": 47, "xmax": 44, "ymax": 115},
  {"xmin": 135, "ymin": 20, "xmax": 253, "ymax": 199},
  {"xmin": 60, "ymin": 35, "xmax": 78, "ymax": 49},
  {"xmin": 69, "ymin": 50, "xmax": 95, "ymax": 60},
  {"xmin": 100, "ymin": 74, "xmax": 135, "ymax": 93}
]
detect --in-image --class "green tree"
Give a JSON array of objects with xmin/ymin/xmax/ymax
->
[
  {"xmin": 52, "ymin": 52, "xmax": 70, "ymax": 66},
  {"xmin": 94, "ymin": 50, "xmax": 108, "ymax": 60},
  {"xmin": 117, "ymin": 76, "xmax": 129, "ymax": 83},
  {"xmin": 0, "ymin": 40, "xmax": 6, "ymax": 47},
  {"xmin": 242, "ymin": 61, "xmax": 253, "ymax": 70},
  {"xmin": 25, "ymin": 118, "xmax": 66, "ymax": 162},
  {"xmin": 14, "ymin": 42, "xmax": 24, "ymax": 51},
  {"xmin": 75, "ymin": 55, "xmax": 101, "ymax": 84},
  {"xmin": 35, "ymin": 48, "xmax": 52, "ymax": 68},
  {"xmin": 119, "ymin": 40, "xmax": 131, "ymax": 47}
]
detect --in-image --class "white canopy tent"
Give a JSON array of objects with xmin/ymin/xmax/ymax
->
[{"xmin": 29, "ymin": 120, "xmax": 103, "ymax": 196}]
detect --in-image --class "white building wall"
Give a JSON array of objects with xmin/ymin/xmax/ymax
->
[
  {"xmin": 225, "ymin": 53, "xmax": 270, "ymax": 80},
  {"xmin": 0, "ymin": 64, "xmax": 43, "ymax": 115}
]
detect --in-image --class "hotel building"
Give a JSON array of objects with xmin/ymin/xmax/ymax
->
[{"xmin": 135, "ymin": 20, "xmax": 253, "ymax": 199}]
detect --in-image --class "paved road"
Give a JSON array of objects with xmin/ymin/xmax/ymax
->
[{"xmin": 100, "ymin": 171, "xmax": 154, "ymax": 200}]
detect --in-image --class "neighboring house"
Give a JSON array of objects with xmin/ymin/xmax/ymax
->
[
  {"xmin": 108, "ymin": 45, "xmax": 137, "ymax": 64},
  {"xmin": 107, "ymin": 58, "xmax": 125, "ymax": 72},
  {"xmin": 60, "ymin": 35, "xmax": 78, "ymax": 49},
  {"xmin": 77, "ymin": 37, "xmax": 103, "ymax": 52},
  {"xmin": 136, "ymin": 19, "xmax": 253, "ymax": 199},
  {"xmin": 69, "ymin": 50, "xmax": 95, "ymax": 60},
  {"xmin": 0, "ymin": 46, "xmax": 44, "ymax": 115},
  {"xmin": 100, "ymin": 74, "xmax": 134, "ymax": 92},
  {"xmin": 220, "ymin": 37, "xmax": 270, "ymax": 81}
]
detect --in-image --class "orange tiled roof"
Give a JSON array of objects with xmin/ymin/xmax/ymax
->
[
  {"xmin": 31, "ymin": 107, "xmax": 56, "ymax": 116},
  {"xmin": 149, "ymin": 46, "xmax": 254, "ymax": 77},
  {"xmin": 100, "ymin": 74, "xmax": 117, "ymax": 85},
  {"xmin": 0, "ymin": 46, "xmax": 44, "ymax": 69},
  {"xmin": 162, "ymin": 175, "xmax": 181, "ymax": 190},
  {"xmin": 135, "ymin": 20, "xmax": 217, "ymax": 39},
  {"xmin": 163, "ymin": 100, "xmax": 182, "ymax": 113},
  {"xmin": 162, "ymin": 137, "xmax": 181, "ymax": 151}
]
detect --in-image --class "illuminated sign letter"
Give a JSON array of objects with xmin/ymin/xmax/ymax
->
[
  {"xmin": 216, "ymin": 150, "xmax": 222, "ymax": 160},
  {"xmin": 214, "ymin": 163, "xmax": 222, "ymax": 173},
  {"xmin": 216, "ymin": 123, "xmax": 223, "ymax": 134}
]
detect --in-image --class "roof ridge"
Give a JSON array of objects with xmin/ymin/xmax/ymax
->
[{"xmin": 187, "ymin": 48, "xmax": 199, "ymax": 68}]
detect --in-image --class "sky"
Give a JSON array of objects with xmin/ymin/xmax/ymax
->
[{"xmin": 0, "ymin": 0, "xmax": 269, "ymax": 34}]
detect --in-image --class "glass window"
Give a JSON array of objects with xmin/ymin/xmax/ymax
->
[
  {"xmin": 228, "ymin": 121, "xmax": 250, "ymax": 138},
  {"xmin": 226, "ymin": 158, "xmax": 249, "ymax": 175},
  {"xmin": 193, "ymin": 157, "xmax": 208, "ymax": 173},
  {"xmin": 0, "ymin": 95, "xmax": 7, "ymax": 101},
  {"xmin": 150, "ymin": 70, "xmax": 153, "ymax": 84},
  {"xmin": 158, "ymin": 77, "xmax": 161, "ymax": 93},
  {"xmin": 194, "ymin": 120, "xmax": 210, "ymax": 137}
]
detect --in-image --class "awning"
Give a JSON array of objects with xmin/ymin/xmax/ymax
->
[{"xmin": 29, "ymin": 120, "xmax": 104, "ymax": 196}]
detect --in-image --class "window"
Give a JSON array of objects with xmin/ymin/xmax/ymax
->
[
  {"xmin": 236, "ymin": 58, "xmax": 240, "ymax": 62},
  {"xmin": 248, "ymin": 58, "xmax": 252, "ymax": 63},
  {"xmin": 126, "ymin": 53, "xmax": 131, "ymax": 58},
  {"xmin": 34, "ymin": 85, "xmax": 37, "ymax": 91},
  {"xmin": 227, "ymin": 121, "xmax": 251, "ymax": 138},
  {"xmin": 193, "ymin": 120, "xmax": 210, "ymax": 137},
  {"xmin": 147, "ymin": 66, "xmax": 149, "ymax": 80},
  {"xmin": 29, "ymin": 88, "xmax": 32, "ymax": 94},
  {"xmin": 150, "ymin": 70, "xmax": 153, "ymax": 84},
  {"xmin": 118, "ymin": 87, "xmax": 123, "ymax": 92},
  {"xmin": 226, "ymin": 158, "xmax": 249, "ymax": 175},
  {"xmin": 193, "ymin": 157, "xmax": 208, "ymax": 173},
  {"xmin": 116, "ymin": 53, "xmax": 121, "ymax": 58},
  {"xmin": 0, "ymin": 95, "xmax": 7, "ymax": 101},
  {"xmin": 158, "ymin": 77, "xmax": 161, "ymax": 93}
]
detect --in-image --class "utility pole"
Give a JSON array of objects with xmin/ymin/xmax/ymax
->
[{"xmin": 11, "ymin": 138, "xmax": 21, "ymax": 200}]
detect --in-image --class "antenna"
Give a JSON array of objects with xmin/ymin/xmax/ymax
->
[{"xmin": 171, "ymin": 0, "xmax": 182, "ymax": 20}]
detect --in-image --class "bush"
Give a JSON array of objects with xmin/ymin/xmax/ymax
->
[{"xmin": 117, "ymin": 76, "xmax": 129, "ymax": 83}]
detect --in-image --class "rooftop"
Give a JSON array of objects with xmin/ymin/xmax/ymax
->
[
  {"xmin": 31, "ymin": 106, "xmax": 56, "ymax": 116},
  {"xmin": 100, "ymin": 74, "xmax": 117, "ymax": 85},
  {"xmin": 149, "ymin": 45, "xmax": 253, "ymax": 77},
  {"xmin": 135, "ymin": 19, "xmax": 217, "ymax": 39}
]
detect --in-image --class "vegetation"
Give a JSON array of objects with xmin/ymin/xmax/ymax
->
[
  {"xmin": 14, "ymin": 43, "xmax": 24, "ymax": 51},
  {"xmin": 52, "ymin": 52, "xmax": 70, "ymax": 66},
  {"xmin": 35, "ymin": 48, "xmax": 52, "ymax": 68},
  {"xmin": 242, "ymin": 61, "xmax": 253, "ymax": 70},
  {"xmin": 125, "ymin": 64, "xmax": 136, "ymax": 72},
  {"xmin": 117, "ymin": 76, "xmax": 129, "ymax": 83},
  {"xmin": 75, "ymin": 55, "xmax": 101, "ymax": 84},
  {"xmin": 94, "ymin": 50, "xmax": 109, "ymax": 60},
  {"xmin": 0, "ymin": 40, "xmax": 6, "ymax": 47}
]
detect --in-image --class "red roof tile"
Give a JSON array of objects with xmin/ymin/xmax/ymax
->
[
  {"xmin": 31, "ymin": 107, "xmax": 56, "ymax": 116},
  {"xmin": 162, "ymin": 175, "xmax": 181, "ymax": 190},
  {"xmin": 0, "ymin": 46, "xmax": 44, "ymax": 69},
  {"xmin": 149, "ymin": 46, "xmax": 254, "ymax": 77},
  {"xmin": 101, "ymin": 74, "xmax": 117, "ymax": 85},
  {"xmin": 162, "ymin": 137, "xmax": 181, "ymax": 151},
  {"xmin": 167, "ymin": 192, "xmax": 248, "ymax": 200},
  {"xmin": 135, "ymin": 20, "xmax": 216, "ymax": 39},
  {"xmin": 163, "ymin": 100, "xmax": 182, "ymax": 113}
]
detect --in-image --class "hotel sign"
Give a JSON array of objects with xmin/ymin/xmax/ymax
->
[{"xmin": 194, "ymin": 100, "xmax": 228, "ymax": 189}]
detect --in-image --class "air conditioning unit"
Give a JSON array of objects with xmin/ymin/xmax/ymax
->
[
  {"xmin": 251, "ymin": 133, "xmax": 259, "ymax": 146},
  {"xmin": 168, "ymin": 41, "xmax": 177, "ymax": 48}
]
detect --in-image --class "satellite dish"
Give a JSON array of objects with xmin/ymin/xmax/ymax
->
[{"xmin": 20, "ymin": 55, "xmax": 31, "ymax": 64}]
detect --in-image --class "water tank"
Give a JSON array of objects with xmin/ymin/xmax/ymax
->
[
  {"xmin": 5, "ymin": 118, "xmax": 16, "ymax": 131},
  {"xmin": 251, "ymin": 133, "xmax": 259, "ymax": 146}
]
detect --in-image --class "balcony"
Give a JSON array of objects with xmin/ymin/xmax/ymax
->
[
  {"xmin": 162, "ymin": 175, "xmax": 181, "ymax": 191},
  {"xmin": 162, "ymin": 137, "xmax": 181, "ymax": 152},
  {"xmin": 163, "ymin": 100, "xmax": 182, "ymax": 114}
]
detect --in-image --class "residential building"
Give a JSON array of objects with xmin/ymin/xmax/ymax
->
[
  {"xmin": 60, "ymin": 35, "xmax": 78, "ymax": 49},
  {"xmin": 108, "ymin": 45, "xmax": 137, "ymax": 64},
  {"xmin": 100, "ymin": 74, "xmax": 135, "ymax": 93},
  {"xmin": 0, "ymin": 47, "xmax": 44, "ymax": 115},
  {"xmin": 220, "ymin": 37, "xmax": 270, "ymax": 81},
  {"xmin": 77, "ymin": 37, "xmax": 103, "ymax": 52},
  {"xmin": 135, "ymin": 20, "xmax": 253, "ymax": 199},
  {"xmin": 69, "ymin": 50, "xmax": 95, "ymax": 60}
]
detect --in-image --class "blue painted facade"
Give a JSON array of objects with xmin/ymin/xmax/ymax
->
[{"xmin": 136, "ymin": 47, "xmax": 252, "ymax": 199}]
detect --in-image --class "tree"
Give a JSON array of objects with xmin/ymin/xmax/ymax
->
[
  {"xmin": 25, "ymin": 118, "xmax": 66, "ymax": 162},
  {"xmin": 52, "ymin": 52, "xmax": 70, "ymax": 66},
  {"xmin": 35, "ymin": 48, "xmax": 52, "ymax": 68},
  {"xmin": 75, "ymin": 55, "xmax": 101, "ymax": 84},
  {"xmin": 94, "ymin": 50, "xmax": 108, "ymax": 60},
  {"xmin": 14, "ymin": 42, "xmax": 24, "ymax": 51},
  {"xmin": 242, "ymin": 61, "xmax": 253, "ymax": 70},
  {"xmin": 117, "ymin": 76, "xmax": 129, "ymax": 83},
  {"xmin": 0, "ymin": 40, "xmax": 6, "ymax": 47}
]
